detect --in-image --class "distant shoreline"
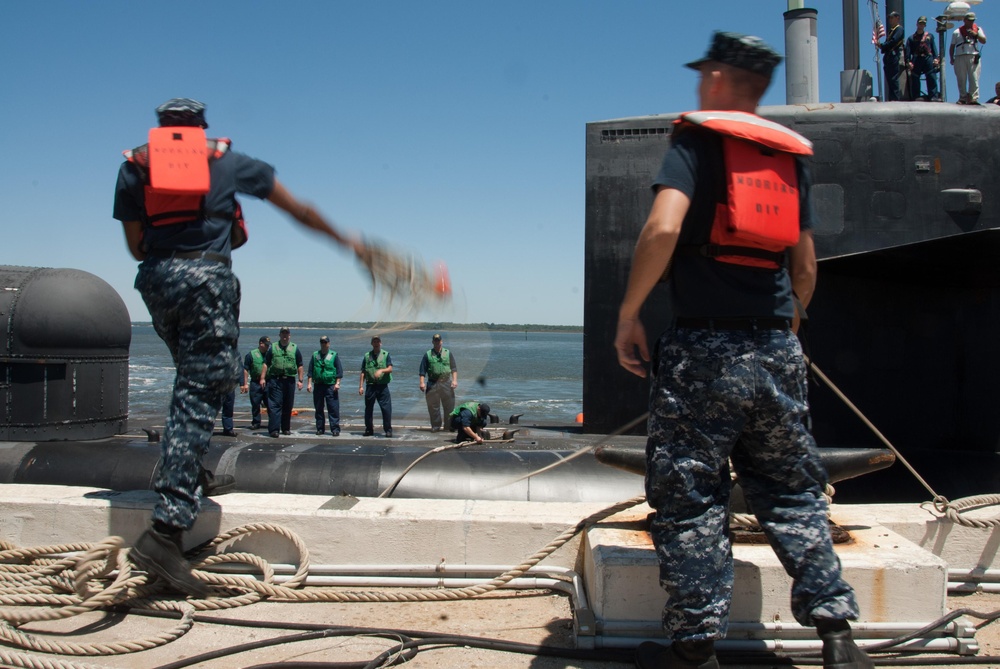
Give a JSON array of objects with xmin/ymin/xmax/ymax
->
[{"xmin": 131, "ymin": 321, "xmax": 583, "ymax": 334}]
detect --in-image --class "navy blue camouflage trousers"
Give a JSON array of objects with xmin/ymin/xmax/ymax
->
[
  {"xmin": 646, "ymin": 326, "xmax": 859, "ymax": 641},
  {"xmin": 136, "ymin": 257, "xmax": 242, "ymax": 531}
]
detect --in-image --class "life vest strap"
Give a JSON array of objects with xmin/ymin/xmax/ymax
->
[
  {"xmin": 148, "ymin": 209, "xmax": 203, "ymax": 224},
  {"xmin": 124, "ymin": 137, "xmax": 231, "ymax": 165},
  {"xmin": 676, "ymin": 244, "xmax": 786, "ymax": 264}
]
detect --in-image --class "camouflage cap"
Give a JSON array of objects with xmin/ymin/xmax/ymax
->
[
  {"xmin": 917, "ymin": 16, "xmax": 928, "ymax": 24},
  {"xmin": 966, "ymin": 12, "xmax": 976, "ymax": 20},
  {"xmin": 155, "ymin": 98, "xmax": 208, "ymax": 128},
  {"xmin": 685, "ymin": 31, "xmax": 782, "ymax": 79}
]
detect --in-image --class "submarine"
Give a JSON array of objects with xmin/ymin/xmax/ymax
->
[
  {"xmin": 2, "ymin": 3, "xmax": 935, "ymax": 503},
  {"xmin": 0, "ymin": 262, "xmax": 893, "ymax": 502},
  {"xmin": 582, "ymin": 1, "xmax": 1000, "ymax": 503}
]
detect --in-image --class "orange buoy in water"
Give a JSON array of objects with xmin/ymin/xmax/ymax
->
[
  {"xmin": 291, "ymin": 410, "xmax": 299, "ymax": 416},
  {"xmin": 434, "ymin": 261, "xmax": 452, "ymax": 297},
  {"xmin": 575, "ymin": 412, "xmax": 584, "ymax": 423}
]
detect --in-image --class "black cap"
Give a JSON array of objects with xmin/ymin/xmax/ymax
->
[
  {"xmin": 259, "ymin": 335, "xmax": 270, "ymax": 344},
  {"xmin": 320, "ymin": 335, "xmax": 330, "ymax": 343},
  {"xmin": 155, "ymin": 98, "xmax": 208, "ymax": 128},
  {"xmin": 888, "ymin": 11, "xmax": 900, "ymax": 18},
  {"xmin": 685, "ymin": 31, "xmax": 782, "ymax": 79},
  {"xmin": 279, "ymin": 327, "xmax": 290, "ymax": 334},
  {"xmin": 479, "ymin": 403, "xmax": 491, "ymax": 416}
]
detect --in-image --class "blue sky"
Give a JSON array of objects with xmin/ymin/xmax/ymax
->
[{"xmin": 2, "ymin": 1, "xmax": 996, "ymax": 326}]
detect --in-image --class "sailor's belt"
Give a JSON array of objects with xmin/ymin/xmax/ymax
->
[
  {"xmin": 676, "ymin": 317, "xmax": 791, "ymax": 331},
  {"xmin": 147, "ymin": 249, "xmax": 231, "ymax": 267}
]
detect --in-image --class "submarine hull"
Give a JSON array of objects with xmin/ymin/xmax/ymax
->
[
  {"xmin": 0, "ymin": 432, "xmax": 900, "ymax": 504},
  {"xmin": 0, "ymin": 436, "xmax": 645, "ymax": 503}
]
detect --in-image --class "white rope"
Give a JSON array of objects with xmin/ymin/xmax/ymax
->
[
  {"xmin": 0, "ymin": 497, "xmax": 646, "ymax": 660},
  {"xmin": 807, "ymin": 355, "xmax": 1000, "ymax": 529},
  {"xmin": 378, "ymin": 438, "xmax": 516, "ymax": 498}
]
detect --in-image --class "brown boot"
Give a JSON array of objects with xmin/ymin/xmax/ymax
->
[{"xmin": 130, "ymin": 524, "xmax": 208, "ymax": 598}]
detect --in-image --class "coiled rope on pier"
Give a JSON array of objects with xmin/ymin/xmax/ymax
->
[
  {"xmin": 0, "ymin": 650, "xmax": 111, "ymax": 669},
  {"xmin": 0, "ymin": 495, "xmax": 646, "ymax": 663},
  {"xmin": 0, "ymin": 536, "xmax": 196, "ymax": 668}
]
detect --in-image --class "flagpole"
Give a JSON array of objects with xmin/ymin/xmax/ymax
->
[
  {"xmin": 875, "ymin": 39, "xmax": 885, "ymax": 100},
  {"xmin": 870, "ymin": 1, "xmax": 885, "ymax": 100},
  {"xmin": 936, "ymin": 15, "xmax": 950, "ymax": 102}
]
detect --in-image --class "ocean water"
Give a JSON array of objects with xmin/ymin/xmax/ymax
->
[{"xmin": 128, "ymin": 325, "xmax": 583, "ymax": 425}]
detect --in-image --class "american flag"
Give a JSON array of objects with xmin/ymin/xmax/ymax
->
[{"xmin": 872, "ymin": 20, "xmax": 886, "ymax": 44}]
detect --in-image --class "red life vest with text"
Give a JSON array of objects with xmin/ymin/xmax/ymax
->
[
  {"xmin": 675, "ymin": 111, "xmax": 813, "ymax": 269},
  {"xmin": 123, "ymin": 127, "xmax": 248, "ymax": 248}
]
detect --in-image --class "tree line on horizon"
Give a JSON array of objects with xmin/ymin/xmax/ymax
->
[{"xmin": 132, "ymin": 321, "xmax": 582, "ymax": 333}]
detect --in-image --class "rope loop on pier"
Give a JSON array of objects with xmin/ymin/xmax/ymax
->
[
  {"xmin": 940, "ymin": 494, "xmax": 1000, "ymax": 529},
  {"xmin": 0, "ymin": 495, "xmax": 647, "ymax": 661}
]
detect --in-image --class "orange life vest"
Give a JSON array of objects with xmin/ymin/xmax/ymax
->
[
  {"xmin": 674, "ymin": 111, "xmax": 813, "ymax": 269},
  {"xmin": 123, "ymin": 126, "xmax": 248, "ymax": 248}
]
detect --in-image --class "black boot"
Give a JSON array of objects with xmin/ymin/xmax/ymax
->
[
  {"xmin": 817, "ymin": 619, "xmax": 874, "ymax": 669},
  {"xmin": 635, "ymin": 639, "xmax": 718, "ymax": 669},
  {"xmin": 198, "ymin": 467, "xmax": 236, "ymax": 496},
  {"xmin": 130, "ymin": 523, "xmax": 209, "ymax": 598}
]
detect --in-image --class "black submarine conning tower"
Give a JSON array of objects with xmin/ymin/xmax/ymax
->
[
  {"xmin": 0, "ymin": 266, "xmax": 131, "ymax": 440},
  {"xmin": 583, "ymin": 29, "xmax": 1000, "ymax": 500}
]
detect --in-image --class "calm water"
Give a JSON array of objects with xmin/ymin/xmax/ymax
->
[{"xmin": 129, "ymin": 325, "xmax": 583, "ymax": 425}]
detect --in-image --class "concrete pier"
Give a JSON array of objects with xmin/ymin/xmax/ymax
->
[{"xmin": 2, "ymin": 483, "xmax": 998, "ymax": 666}]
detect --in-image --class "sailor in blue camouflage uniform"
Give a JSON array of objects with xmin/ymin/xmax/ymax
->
[
  {"xmin": 114, "ymin": 98, "xmax": 363, "ymax": 597},
  {"xmin": 879, "ymin": 11, "xmax": 906, "ymax": 101},
  {"xmin": 614, "ymin": 34, "xmax": 873, "ymax": 669},
  {"xmin": 242, "ymin": 336, "xmax": 271, "ymax": 429},
  {"xmin": 906, "ymin": 16, "xmax": 940, "ymax": 101}
]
